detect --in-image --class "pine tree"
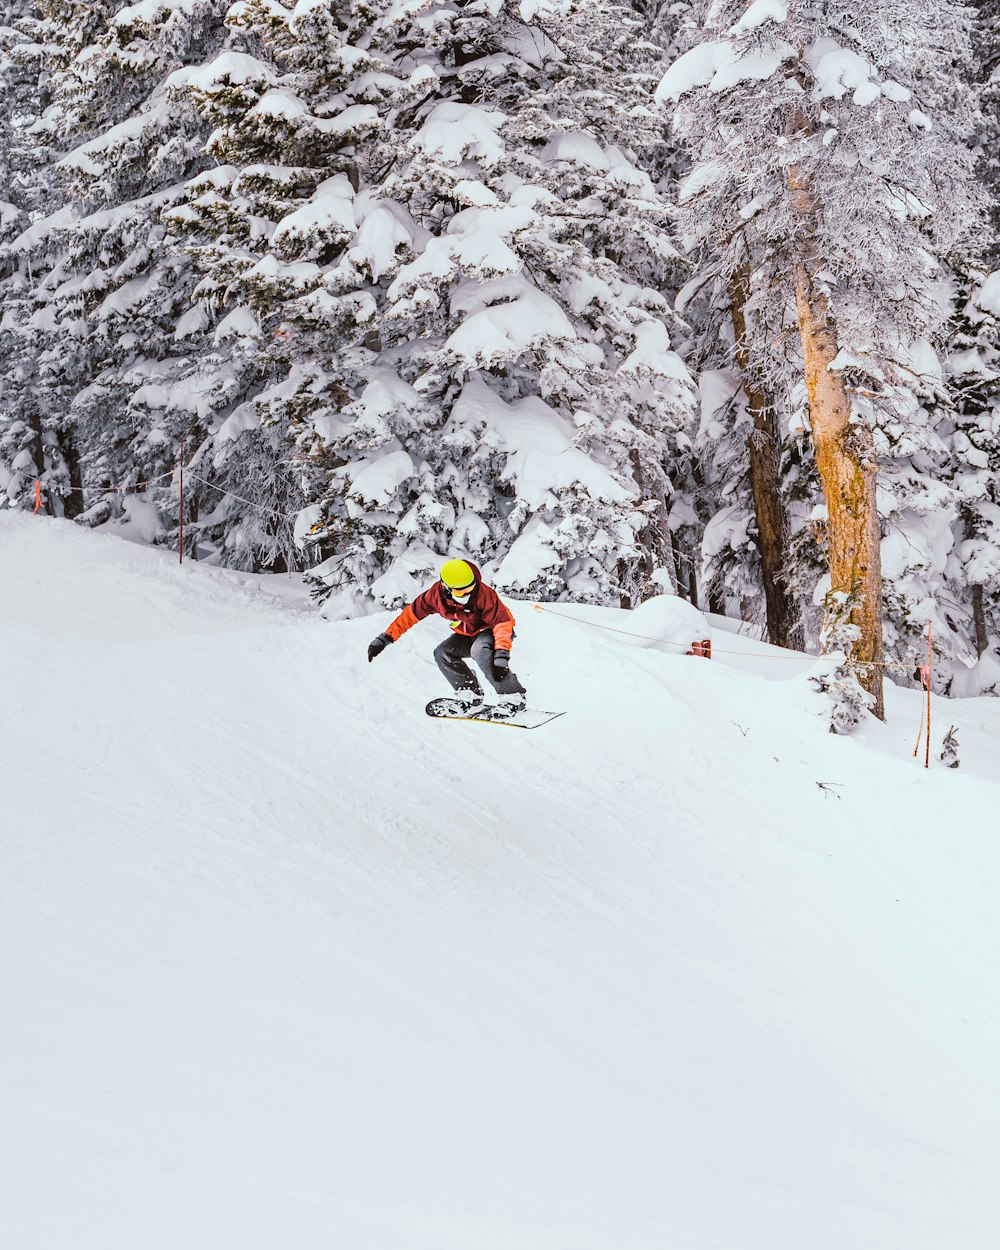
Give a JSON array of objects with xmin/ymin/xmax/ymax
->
[
  {"xmin": 0, "ymin": 2, "xmax": 57, "ymax": 511},
  {"xmin": 167, "ymin": 0, "xmax": 697, "ymax": 609},
  {"xmin": 0, "ymin": 2, "xmax": 231, "ymax": 545},
  {"xmin": 658, "ymin": 0, "xmax": 983, "ymax": 717},
  {"xmin": 971, "ymin": 0, "xmax": 1000, "ymax": 265},
  {"xmin": 676, "ymin": 247, "xmax": 808, "ymax": 643},
  {"xmin": 938, "ymin": 265, "xmax": 1000, "ymax": 692},
  {"xmin": 942, "ymin": 0, "xmax": 1000, "ymax": 691}
]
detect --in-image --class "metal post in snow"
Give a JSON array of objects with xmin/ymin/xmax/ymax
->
[{"xmin": 179, "ymin": 438, "xmax": 184, "ymax": 564}]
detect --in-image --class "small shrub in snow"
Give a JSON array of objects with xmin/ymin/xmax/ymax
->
[
  {"xmin": 811, "ymin": 593, "xmax": 875, "ymax": 734},
  {"xmin": 939, "ymin": 726, "xmax": 960, "ymax": 769}
]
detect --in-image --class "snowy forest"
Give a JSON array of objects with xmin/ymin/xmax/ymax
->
[
  {"xmin": 5, "ymin": 9, "xmax": 1000, "ymax": 1240},
  {"xmin": 2, "ymin": 0, "xmax": 999, "ymax": 713}
]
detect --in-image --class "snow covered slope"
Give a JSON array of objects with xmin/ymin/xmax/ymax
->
[{"xmin": 3, "ymin": 513, "xmax": 999, "ymax": 1250}]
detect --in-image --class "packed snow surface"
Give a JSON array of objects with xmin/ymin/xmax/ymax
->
[{"xmin": 3, "ymin": 514, "xmax": 999, "ymax": 1250}]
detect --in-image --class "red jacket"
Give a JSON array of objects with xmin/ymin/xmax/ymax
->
[{"xmin": 385, "ymin": 562, "xmax": 515, "ymax": 650}]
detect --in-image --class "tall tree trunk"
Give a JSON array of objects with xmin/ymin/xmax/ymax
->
[
  {"xmin": 728, "ymin": 261, "xmax": 799, "ymax": 649},
  {"xmin": 669, "ymin": 528, "xmax": 699, "ymax": 605},
  {"xmin": 59, "ymin": 428, "xmax": 84, "ymax": 520},
  {"xmin": 630, "ymin": 452, "xmax": 679, "ymax": 603},
  {"xmin": 779, "ymin": 13, "xmax": 884, "ymax": 717},
  {"xmin": 789, "ymin": 168, "xmax": 885, "ymax": 718},
  {"xmin": 971, "ymin": 581, "xmax": 988, "ymax": 658},
  {"xmin": 639, "ymin": 500, "xmax": 678, "ymax": 602}
]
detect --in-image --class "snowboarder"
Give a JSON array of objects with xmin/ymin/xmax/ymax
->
[{"xmin": 368, "ymin": 559, "xmax": 527, "ymax": 716}]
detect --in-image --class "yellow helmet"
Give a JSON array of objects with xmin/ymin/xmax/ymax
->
[{"xmin": 440, "ymin": 559, "xmax": 476, "ymax": 592}]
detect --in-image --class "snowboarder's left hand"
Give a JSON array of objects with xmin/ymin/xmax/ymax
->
[
  {"xmin": 368, "ymin": 633, "xmax": 392, "ymax": 663},
  {"xmin": 493, "ymin": 649, "xmax": 510, "ymax": 679}
]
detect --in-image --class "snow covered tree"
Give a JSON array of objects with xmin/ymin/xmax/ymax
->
[
  {"xmin": 657, "ymin": 0, "xmax": 983, "ymax": 717},
  {"xmin": 0, "ymin": 4, "xmax": 37, "ymax": 230},
  {"xmin": 809, "ymin": 592, "xmax": 876, "ymax": 732},
  {"xmin": 0, "ymin": 3, "xmax": 55, "ymax": 511},
  {"xmin": 970, "ymin": 0, "xmax": 1000, "ymax": 265},
  {"xmin": 936, "ymin": 267, "xmax": 1000, "ymax": 693},
  {"xmin": 927, "ymin": 3, "xmax": 1000, "ymax": 694},
  {"xmin": 868, "ymin": 5, "xmax": 1000, "ymax": 695},
  {"xmin": 167, "ymin": 0, "xmax": 696, "ymax": 611},
  {"xmin": 0, "ymin": 1, "xmax": 233, "ymax": 548},
  {"xmin": 675, "ymin": 248, "xmax": 807, "ymax": 644},
  {"xmin": 725, "ymin": 258, "xmax": 800, "ymax": 647},
  {"xmin": 367, "ymin": 0, "xmax": 696, "ymax": 608},
  {"xmin": 646, "ymin": 3, "xmax": 800, "ymax": 643}
]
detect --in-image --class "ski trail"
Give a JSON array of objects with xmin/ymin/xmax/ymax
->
[{"xmin": 3, "ymin": 515, "xmax": 1000, "ymax": 1250}]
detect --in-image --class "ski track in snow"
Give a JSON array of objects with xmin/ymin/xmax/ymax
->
[{"xmin": 2, "ymin": 514, "xmax": 999, "ymax": 1250}]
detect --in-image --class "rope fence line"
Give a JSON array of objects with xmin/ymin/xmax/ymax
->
[
  {"xmin": 183, "ymin": 473, "xmax": 302, "ymax": 524},
  {"xmin": 31, "ymin": 464, "xmax": 180, "ymax": 498},
  {"xmin": 28, "ymin": 439, "xmax": 306, "ymax": 572},
  {"xmin": 27, "ymin": 446, "xmax": 940, "ymax": 766},
  {"xmin": 532, "ymin": 604, "xmax": 938, "ymax": 768},
  {"xmin": 533, "ymin": 602, "xmax": 786, "ymax": 658},
  {"xmin": 30, "ymin": 464, "xmax": 301, "ymax": 527},
  {"xmin": 530, "ymin": 603, "xmax": 924, "ymax": 673},
  {"xmin": 28, "ymin": 470, "xmax": 939, "ymax": 680}
]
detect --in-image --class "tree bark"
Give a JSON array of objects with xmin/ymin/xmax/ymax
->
[
  {"xmin": 59, "ymin": 428, "xmax": 84, "ymax": 520},
  {"xmin": 728, "ymin": 261, "xmax": 799, "ymax": 649},
  {"xmin": 971, "ymin": 581, "xmax": 988, "ymax": 658},
  {"xmin": 669, "ymin": 527, "xmax": 699, "ymax": 605},
  {"xmin": 789, "ymin": 171, "xmax": 885, "ymax": 717},
  {"xmin": 777, "ymin": 7, "xmax": 884, "ymax": 717},
  {"xmin": 629, "ymin": 451, "xmax": 679, "ymax": 604}
]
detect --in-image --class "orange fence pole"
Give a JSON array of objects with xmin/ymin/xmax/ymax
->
[{"xmin": 924, "ymin": 623, "xmax": 933, "ymax": 770}]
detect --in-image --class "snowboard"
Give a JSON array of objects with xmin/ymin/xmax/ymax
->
[{"xmin": 425, "ymin": 698, "xmax": 565, "ymax": 730}]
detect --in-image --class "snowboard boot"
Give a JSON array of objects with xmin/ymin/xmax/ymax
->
[
  {"xmin": 493, "ymin": 692, "xmax": 526, "ymax": 720},
  {"xmin": 453, "ymin": 688, "xmax": 487, "ymax": 715}
]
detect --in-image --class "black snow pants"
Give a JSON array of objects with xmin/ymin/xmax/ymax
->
[{"xmin": 433, "ymin": 630, "xmax": 526, "ymax": 698}]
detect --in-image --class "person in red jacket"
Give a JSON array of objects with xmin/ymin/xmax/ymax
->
[{"xmin": 368, "ymin": 558, "xmax": 527, "ymax": 715}]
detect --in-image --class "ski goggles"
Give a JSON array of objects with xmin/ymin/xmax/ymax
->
[{"xmin": 443, "ymin": 581, "xmax": 475, "ymax": 599}]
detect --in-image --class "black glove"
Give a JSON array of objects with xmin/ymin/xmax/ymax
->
[
  {"xmin": 493, "ymin": 649, "xmax": 510, "ymax": 680},
  {"xmin": 368, "ymin": 633, "xmax": 392, "ymax": 663}
]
